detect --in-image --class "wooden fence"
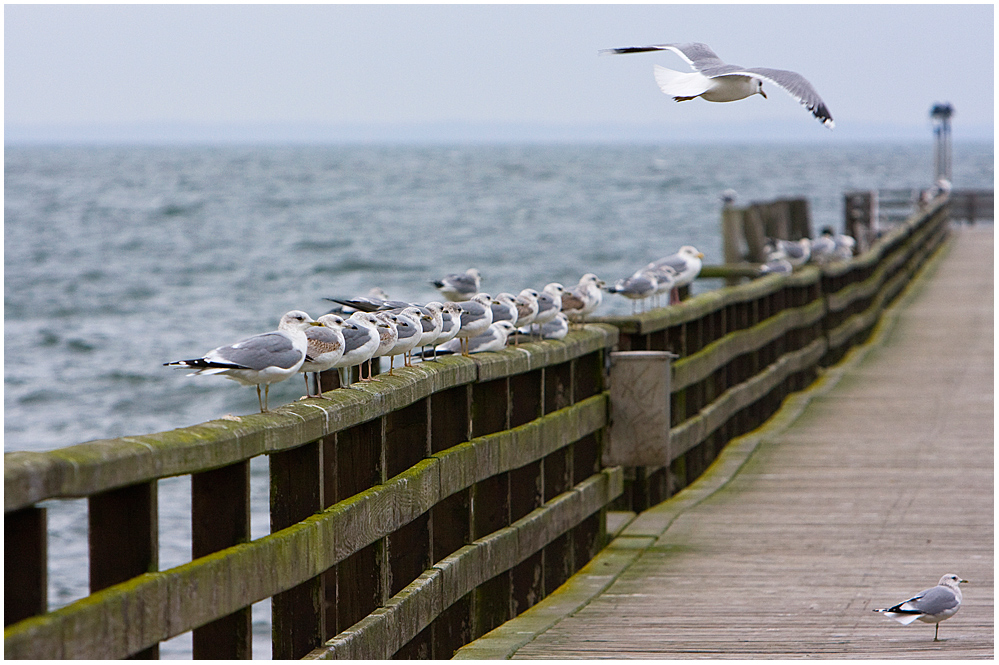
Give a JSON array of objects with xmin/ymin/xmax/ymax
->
[
  {"xmin": 4, "ymin": 195, "xmax": 949, "ymax": 659},
  {"xmin": 5, "ymin": 329, "xmax": 620, "ymax": 659}
]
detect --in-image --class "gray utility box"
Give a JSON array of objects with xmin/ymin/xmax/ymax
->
[{"xmin": 605, "ymin": 350, "xmax": 676, "ymax": 467}]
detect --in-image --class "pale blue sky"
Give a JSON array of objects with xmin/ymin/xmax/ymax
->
[{"xmin": 5, "ymin": 4, "xmax": 994, "ymax": 143}]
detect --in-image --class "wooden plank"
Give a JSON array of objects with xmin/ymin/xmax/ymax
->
[
  {"xmin": 668, "ymin": 338, "xmax": 827, "ymax": 459},
  {"xmin": 509, "ymin": 369, "xmax": 543, "ymax": 428},
  {"xmin": 385, "ymin": 397, "xmax": 429, "ymax": 479},
  {"xmin": 544, "ymin": 361, "xmax": 572, "ymax": 415},
  {"xmin": 430, "ymin": 384, "xmax": 470, "ymax": 454},
  {"xmin": 471, "ymin": 377, "xmax": 509, "ymax": 438}
]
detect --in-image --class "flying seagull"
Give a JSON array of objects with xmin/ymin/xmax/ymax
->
[{"xmin": 601, "ymin": 42, "xmax": 834, "ymax": 128}]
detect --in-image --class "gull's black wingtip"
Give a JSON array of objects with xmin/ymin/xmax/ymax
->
[
  {"xmin": 599, "ymin": 46, "xmax": 665, "ymax": 56},
  {"xmin": 815, "ymin": 104, "xmax": 834, "ymax": 129}
]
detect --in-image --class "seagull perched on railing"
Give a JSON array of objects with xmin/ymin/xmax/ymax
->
[
  {"xmin": 648, "ymin": 246, "xmax": 703, "ymax": 303},
  {"xmin": 429, "ymin": 321, "xmax": 517, "ymax": 356},
  {"xmin": 766, "ymin": 238, "xmax": 811, "ymax": 267},
  {"xmin": 299, "ymin": 314, "xmax": 346, "ymax": 399},
  {"xmin": 601, "ymin": 42, "xmax": 834, "ymax": 128},
  {"xmin": 607, "ymin": 270, "xmax": 658, "ymax": 314},
  {"xmin": 874, "ymin": 574, "xmax": 968, "ymax": 641},
  {"xmin": 432, "ymin": 268, "xmax": 482, "ymax": 302},
  {"xmin": 164, "ymin": 311, "xmax": 321, "ymax": 413},
  {"xmin": 561, "ymin": 274, "xmax": 605, "ymax": 323}
]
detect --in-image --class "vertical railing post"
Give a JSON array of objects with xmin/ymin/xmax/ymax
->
[
  {"xmin": 269, "ymin": 440, "xmax": 324, "ymax": 660},
  {"xmin": 89, "ymin": 481, "xmax": 158, "ymax": 659},
  {"xmin": 334, "ymin": 419, "xmax": 384, "ymax": 635},
  {"xmin": 5, "ymin": 506, "xmax": 47, "ymax": 626},
  {"xmin": 191, "ymin": 461, "xmax": 252, "ymax": 659}
]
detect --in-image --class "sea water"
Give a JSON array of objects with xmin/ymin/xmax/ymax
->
[{"xmin": 4, "ymin": 141, "xmax": 992, "ymax": 657}]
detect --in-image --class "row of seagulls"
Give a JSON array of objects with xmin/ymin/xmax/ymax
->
[
  {"xmin": 758, "ymin": 229, "xmax": 857, "ymax": 275},
  {"xmin": 601, "ymin": 41, "xmax": 834, "ymax": 128},
  {"xmin": 166, "ymin": 257, "xmax": 698, "ymax": 412}
]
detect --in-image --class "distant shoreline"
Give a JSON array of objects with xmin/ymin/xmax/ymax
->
[{"xmin": 6, "ymin": 121, "xmax": 994, "ymax": 147}]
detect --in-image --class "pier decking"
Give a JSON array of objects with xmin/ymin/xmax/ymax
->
[{"xmin": 456, "ymin": 224, "xmax": 993, "ymax": 659}]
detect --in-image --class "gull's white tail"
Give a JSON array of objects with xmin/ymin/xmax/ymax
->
[
  {"xmin": 653, "ymin": 65, "xmax": 709, "ymax": 99},
  {"xmin": 875, "ymin": 610, "xmax": 922, "ymax": 626}
]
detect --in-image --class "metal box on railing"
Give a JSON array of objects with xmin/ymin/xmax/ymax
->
[{"xmin": 605, "ymin": 351, "xmax": 677, "ymax": 467}]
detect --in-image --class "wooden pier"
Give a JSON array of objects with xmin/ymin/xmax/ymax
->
[
  {"xmin": 456, "ymin": 224, "xmax": 993, "ymax": 659},
  {"xmin": 5, "ymin": 195, "xmax": 963, "ymax": 659}
]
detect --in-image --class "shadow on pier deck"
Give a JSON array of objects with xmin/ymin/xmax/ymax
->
[{"xmin": 456, "ymin": 224, "xmax": 993, "ymax": 659}]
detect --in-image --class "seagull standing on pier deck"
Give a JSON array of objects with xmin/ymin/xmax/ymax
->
[
  {"xmin": 874, "ymin": 574, "xmax": 968, "ymax": 641},
  {"xmin": 601, "ymin": 42, "xmax": 834, "ymax": 128}
]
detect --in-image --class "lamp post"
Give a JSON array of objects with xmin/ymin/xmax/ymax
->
[{"xmin": 930, "ymin": 103, "xmax": 953, "ymax": 183}]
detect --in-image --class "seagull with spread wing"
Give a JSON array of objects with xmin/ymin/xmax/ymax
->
[{"xmin": 602, "ymin": 42, "xmax": 834, "ymax": 128}]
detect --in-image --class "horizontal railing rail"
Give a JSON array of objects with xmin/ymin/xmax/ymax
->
[{"xmin": 5, "ymin": 194, "xmax": 949, "ymax": 660}]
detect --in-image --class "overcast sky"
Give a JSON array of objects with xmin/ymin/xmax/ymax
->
[{"xmin": 5, "ymin": 3, "xmax": 994, "ymax": 143}]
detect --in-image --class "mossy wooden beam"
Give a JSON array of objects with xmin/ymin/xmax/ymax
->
[
  {"xmin": 304, "ymin": 468, "xmax": 623, "ymax": 660},
  {"xmin": 669, "ymin": 337, "xmax": 827, "ymax": 459},
  {"xmin": 825, "ymin": 212, "xmax": 942, "ymax": 314},
  {"xmin": 5, "ymin": 330, "xmax": 615, "ymax": 512},
  {"xmin": 3, "ymin": 396, "xmax": 608, "ymax": 660},
  {"xmin": 672, "ymin": 299, "xmax": 825, "ymax": 391},
  {"xmin": 826, "ymin": 225, "xmax": 946, "ymax": 353}
]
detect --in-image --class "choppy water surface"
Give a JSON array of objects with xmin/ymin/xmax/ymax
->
[{"xmin": 5, "ymin": 141, "xmax": 992, "ymax": 657}]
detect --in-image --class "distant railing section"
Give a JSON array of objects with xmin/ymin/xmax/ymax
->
[
  {"xmin": 4, "ymin": 194, "xmax": 951, "ymax": 660},
  {"xmin": 950, "ymin": 189, "xmax": 993, "ymax": 223},
  {"xmin": 595, "ymin": 194, "xmax": 950, "ymax": 510}
]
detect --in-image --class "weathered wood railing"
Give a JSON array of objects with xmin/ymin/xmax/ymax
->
[
  {"xmin": 4, "ymin": 194, "xmax": 949, "ymax": 659},
  {"xmin": 5, "ymin": 329, "xmax": 620, "ymax": 659},
  {"xmin": 595, "ymin": 194, "xmax": 950, "ymax": 510}
]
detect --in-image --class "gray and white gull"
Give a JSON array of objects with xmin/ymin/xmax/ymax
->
[
  {"xmin": 874, "ymin": 573, "xmax": 968, "ymax": 641},
  {"xmin": 165, "ymin": 310, "xmax": 321, "ymax": 413},
  {"xmin": 602, "ymin": 42, "xmax": 834, "ymax": 128}
]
